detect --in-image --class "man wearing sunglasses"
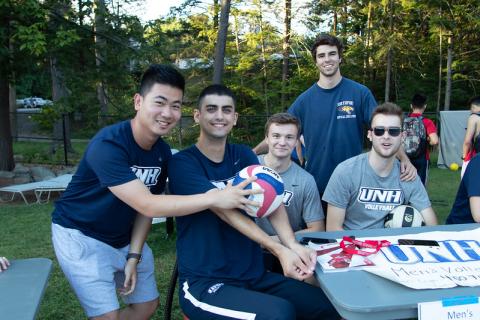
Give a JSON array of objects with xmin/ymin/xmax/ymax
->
[{"xmin": 323, "ymin": 103, "xmax": 438, "ymax": 230}]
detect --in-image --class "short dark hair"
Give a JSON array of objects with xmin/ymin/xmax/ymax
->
[
  {"xmin": 197, "ymin": 84, "xmax": 237, "ymax": 109},
  {"xmin": 310, "ymin": 34, "xmax": 344, "ymax": 62},
  {"xmin": 264, "ymin": 113, "xmax": 300, "ymax": 136},
  {"xmin": 370, "ymin": 102, "xmax": 403, "ymax": 125},
  {"xmin": 468, "ymin": 96, "xmax": 480, "ymax": 108},
  {"xmin": 411, "ymin": 93, "xmax": 427, "ymax": 109},
  {"xmin": 139, "ymin": 64, "xmax": 185, "ymax": 96}
]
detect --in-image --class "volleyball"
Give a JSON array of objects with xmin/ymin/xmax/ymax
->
[
  {"xmin": 384, "ymin": 205, "xmax": 425, "ymax": 228},
  {"xmin": 449, "ymin": 162, "xmax": 459, "ymax": 171},
  {"xmin": 232, "ymin": 165, "xmax": 284, "ymax": 218}
]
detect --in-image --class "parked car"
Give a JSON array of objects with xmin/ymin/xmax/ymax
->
[{"xmin": 16, "ymin": 97, "xmax": 53, "ymax": 108}]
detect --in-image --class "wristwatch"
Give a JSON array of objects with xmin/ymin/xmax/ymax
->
[{"xmin": 126, "ymin": 253, "xmax": 142, "ymax": 263}]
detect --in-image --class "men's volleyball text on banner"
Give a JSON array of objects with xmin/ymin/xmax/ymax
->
[
  {"xmin": 365, "ymin": 228, "xmax": 480, "ymax": 289},
  {"xmin": 310, "ymin": 228, "xmax": 480, "ymax": 289}
]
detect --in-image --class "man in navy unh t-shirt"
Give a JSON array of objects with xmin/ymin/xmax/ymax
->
[
  {"xmin": 168, "ymin": 84, "xmax": 340, "ymax": 320},
  {"xmin": 51, "ymin": 65, "xmax": 258, "ymax": 319}
]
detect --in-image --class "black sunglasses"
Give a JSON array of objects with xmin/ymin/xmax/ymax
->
[{"xmin": 372, "ymin": 126, "xmax": 402, "ymax": 137}]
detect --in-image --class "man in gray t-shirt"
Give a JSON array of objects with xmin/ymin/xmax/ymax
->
[
  {"xmin": 323, "ymin": 102, "xmax": 438, "ymax": 230},
  {"xmin": 257, "ymin": 113, "xmax": 325, "ymax": 239}
]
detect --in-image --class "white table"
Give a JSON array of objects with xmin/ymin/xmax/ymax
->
[
  {"xmin": 300, "ymin": 224, "xmax": 480, "ymax": 320},
  {"xmin": 0, "ymin": 258, "xmax": 52, "ymax": 320}
]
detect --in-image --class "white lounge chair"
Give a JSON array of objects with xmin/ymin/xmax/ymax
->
[
  {"xmin": 34, "ymin": 174, "xmax": 73, "ymax": 204},
  {"xmin": 0, "ymin": 174, "xmax": 72, "ymax": 205}
]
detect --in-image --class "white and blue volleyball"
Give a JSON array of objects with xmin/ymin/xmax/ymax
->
[
  {"xmin": 384, "ymin": 205, "xmax": 425, "ymax": 228},
  {"xmin": 233, "ymin": 165, "xmax": 284, "ymax": 218}
]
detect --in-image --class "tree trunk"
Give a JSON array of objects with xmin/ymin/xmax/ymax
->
[
  {"xmin": 341, "ymin": 4, "xmax": 348, "ymax": 38},
  {"xmin": 254, "ymin": 0, "xmax": 269, "ymax": 115},
  {"xmin": 0, "ymin": 74, "xmax": 14, "ymax": 171},
  {"xmin": 363, "ymin": 1, "xmax": 373, "ymax": 84},
  {"xmin": 436, "ymin": 26, "xmax": 442, "ymax": 114},
  {"xmin": 94, "ymin": 0, "xmax": 108, "ymax": 127},
  {"xmin": 78, "ymin": 0, "xmax": 86, "ymax": 69},
  {"xmin": 444, "ymin": 34, "xmax": 453, "ymax": 111},
  {"xmin": 385, "ymin": 49, "xmax": 392, "ymax": 102},
  {"xmin": 9, "ymin": 32, "xmax": 17, "ymax": 143},
  {"xmin": 213, "ymin": 0, "xmax": 219, "ymax": 30},
  {"xmin": 50, "ymin": 56, "xmax": 73, "ymax": 156},
  {"xmin": 233, "ymin": 12, "xmax": 244, "ymax": 88},
  {"xmin": 384, "ymin": 0, "xmax": 394, "ymax": 102},
  {"xmin": 212, "ymin": 0, "xmax": 231, "ymax": 84},
  {"xmin": 333, "ymin": 9, "xmax": 337, "ymax": 34},
  {"xmin": 0, "ymin": 12, "xmax": 14, "ymax": 171},
  {"xmin": 281, "ymin": 0, "xmax": 291, "ymax": 110}
]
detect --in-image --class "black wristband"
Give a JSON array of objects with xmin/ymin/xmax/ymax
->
[{"xmin": 126, "ymin": 253, "xmax": 142, "ymax": 262}]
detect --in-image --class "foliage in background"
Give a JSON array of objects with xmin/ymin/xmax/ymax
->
[{"xmin": 3, "ymin": 0, "xmax": 480, "ymax": 167}]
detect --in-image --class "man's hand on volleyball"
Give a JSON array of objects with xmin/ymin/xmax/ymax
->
[{"xmin": 215, "ymin": 176, "xmax": 262, "ymax": 213}]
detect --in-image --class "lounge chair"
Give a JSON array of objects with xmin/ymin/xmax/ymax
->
[
  {"xmin": 34, "ymin": 174, "xmax": 73, "ymax": 204},
  {"xmin": 0, "ymin": 174, "xmax": 72, "ymax": 205}
]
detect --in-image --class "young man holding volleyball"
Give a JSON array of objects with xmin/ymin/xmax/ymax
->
[
  {"xmin": 323, "ymin": 102, "xmax": 438, "ymax": 231},
  {"xmin": 168, "ymin": 84, "xmax": 340, "ymax": 320}
]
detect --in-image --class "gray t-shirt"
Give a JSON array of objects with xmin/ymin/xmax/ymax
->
[
  {"xmin": 256, "ymin": 155, "xmax": 324, "ymax": 235},
  {"xmin": 323, "ymin": 153, "xmax": 431, "ymax": 230}
]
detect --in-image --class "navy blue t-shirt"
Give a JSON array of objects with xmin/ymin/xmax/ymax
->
[
  {"xmin": 446, "ymin": 154, "xmax": 480, "ymax": 224},
  {"xmin": 288, "ymin": 77, "xmax": 377, "ymax": 194},
  {"xmin": 168, "ymin": 144, "xmax": 264, "ymax": 282},
  {"xmin": 52, "ymin": 120, "xmax": 171, "ymax": 248}
]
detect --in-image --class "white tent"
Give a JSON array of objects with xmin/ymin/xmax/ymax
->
[{"xmin": 437, "ymin": 110, "xmax": 470, "ymax": 168}]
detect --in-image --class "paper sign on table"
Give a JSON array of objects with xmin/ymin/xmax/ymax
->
[{"xmin": 418, "ymin": 296, "xmax": 480, "ymax": 320}]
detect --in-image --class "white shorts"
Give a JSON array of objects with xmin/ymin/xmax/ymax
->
[{"xmin": 51, "ymin": 223, "xmax": 159, "ymax": 317}]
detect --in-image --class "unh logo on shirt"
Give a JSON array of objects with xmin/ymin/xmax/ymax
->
[
  {"xmin": 131, "ymin": 166, "xmax": 161, "ymax": 187},
  {"xmin": 357, "ymin": 187, "xmax": 403, "ymax": 211},
  {"xmin": 336, "ymin": 101, "xmax": 356, "ymax": 119}
]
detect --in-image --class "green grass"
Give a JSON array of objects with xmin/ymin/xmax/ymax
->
[
  {"xmin": 426, "ymin": 150, "xmax": 461, "ymax": 223},
  {"xmin": 0, "ymin": 203, "xmax": 182, "ymax": 319},
  {"xmin": 0, "ymin": 153, "xmax": 462, "ymax": 319}
]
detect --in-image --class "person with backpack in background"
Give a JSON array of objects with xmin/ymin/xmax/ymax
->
[
  {"xmin": 461, "ymin": 96, "xmax": 480, "ymax": 178},
  {"xmin": 403, "ymin": 93, "xmax": 438, "ymax": 186}
]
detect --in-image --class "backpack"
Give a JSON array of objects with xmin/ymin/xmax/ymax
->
[{"xmin": 402, "ymin": 115, "xmax": 427, "ymax": 159}]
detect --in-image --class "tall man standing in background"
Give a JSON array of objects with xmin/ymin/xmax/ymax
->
[{"xmin": 254, "ymin": 34, "xmax": 416, "ymax": 212}]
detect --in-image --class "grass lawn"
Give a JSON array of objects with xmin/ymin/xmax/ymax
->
[
  {"xmin": 0, "ymin": 203, "xmax": 182, "ymax": 319},
  {"xmin": 0, "ymin": 154, "xmax": 462, "ymax": 319}
]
